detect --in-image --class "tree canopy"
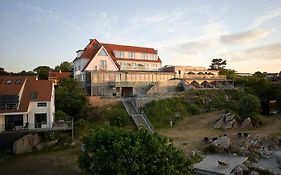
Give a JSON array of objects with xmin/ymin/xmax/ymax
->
[
  {"xmin": 33, "ymin": 66, "xmax": 52, "ymax": 80},
  {"xmin": 79, "ymin": 126, "xmax": 192, "ymax": 175},
  {"xmin": 55, "ymin": 61, "xmax": 73, "ymax": 72},
  {"xmin": 238, "ymin": 94, "xmax": 260, "ymax": 119},
  {"xmin": 55, "ymin": 78, "xmax": 87, "ymax": 116},
  {"xmin": 209, "ymin": 58, "xmax": 226, "ymax": 70}
]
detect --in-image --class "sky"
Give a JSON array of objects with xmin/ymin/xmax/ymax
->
[{"xmin": 1, "ymin": 0, "xmax": 281, "ymax": 73}]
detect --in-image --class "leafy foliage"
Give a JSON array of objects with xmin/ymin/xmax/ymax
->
[
  {"xmin": 55, "ymin": 61, "xmax": 73, "ymax": 72},
  {"xmin": 55, "ymin": 78, "xmax": 87, "ymax": 116},
  {"xmin": 33, "ymin": 66, "xmax": 51, "ymax": 80},
  {"xmin": 209, "ymin": 58, "xmax": 226, "ymax": 70},
  {"xmin": 141, "ymin": 97, "xmax": 189, "ymax": 128},
  {"xmin": 238, "ymin": 94, "xmax": 260, "ymax": 119},
  {"xmin": 79, "ymin": 126, "xmax": 192, "ymax": 175}
]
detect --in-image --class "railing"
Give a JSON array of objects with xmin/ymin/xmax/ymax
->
[
  {"xmin": 0, "ymin": 120, "xmax": 73, "ymax": 133},
  {"xmin": 121, "ymin": 98, "xmax": 154, "ymax": 133},
  {"xmin": 181, "ymin": 74, "xmax": 226, "ymax": 79}
]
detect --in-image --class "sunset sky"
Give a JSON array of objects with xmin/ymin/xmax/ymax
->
[{"xmin": 1, "ymin": 0, "xmax": 281, "ymax": 73}]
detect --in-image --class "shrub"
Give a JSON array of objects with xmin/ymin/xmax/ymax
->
[
  {"xmin": 79, "ymin": 126, "xmax": 192, "ymax": 174},
  {"xmin": 238, "ymin": 94, "xmax": 260, "ymax": 119},
  {"xmin": 187, "ymin": 104, "xmax": 201, "ymax": 115},
  {"xmin": 109, "ymin": 108, "xmax": 131, "ymax": 127},
  {"xmin": 55, "ymin": 110, "xmax": 68, "ymax": 120}
]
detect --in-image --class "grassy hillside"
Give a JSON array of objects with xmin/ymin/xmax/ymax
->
[{"xmin": 141, "ymin": 89, "xmax": 255, "ymax": 129}]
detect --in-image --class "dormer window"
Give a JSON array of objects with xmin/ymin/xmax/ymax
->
[
  {"xmin": 141, "ymin": 53, "xmax": 148, "ymax": 60},
  {"xmin": 114, "ymin": 51, "xmax": 124, "ymax": 58},
  {"xmin": 31, "ymin": 92, "xmax": 38, "ymax": 100},
  {"xmin": 128, "ymin": 52, "xmax": 135, "ymax": 59},
  {"xmin": 5, "ymin": 80, "xmax": 12, "ymax": 84}
]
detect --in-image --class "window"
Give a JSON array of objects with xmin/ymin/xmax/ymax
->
[
  {"xmin": 128, "ymin": 52, "xmax": 135, "ymax": 59},
  {"xmin": 5, "ymin": 80, "xmax": 12, "ymax": 84},
  {"xmin": 114, "ymin": 51, "xmax": 124, "ymax": 58},
  {"xmin": 37, "ymin": 102, "xmax": 47, "ymax": 107},
  {"xmin": 31, "ymin": 92, "xmax": 38, "ymax": 100},
  {"xmin": 141, "ymin": 53, "xmax": 148, "ymax": 60},
  {"xmin": 98, "ymin": 48, "xmax": 108, "ymax": 56},
  {"xmin": 100, "ymin": 60, "xmax": 107, "ymax": 69},
  {"xmin": 15, "ymin": 80, "xmax": 21, "ymax": 84},
  {"xmin": 34, "ymin": 113, "xmax": 47, "ymax": 128}
]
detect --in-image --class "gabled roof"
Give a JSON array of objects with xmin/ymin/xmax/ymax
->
[
  {"xmin": 73, "ymin": 39, "xmax": 162, "ymax": 71},
  {"xmin": 0, "ymin": 76, "xmax": 53, "ymax": 114}
]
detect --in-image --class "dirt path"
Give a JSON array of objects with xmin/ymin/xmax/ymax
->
[
  {"xmin": 0, "ymin": 147, "xmax": 83, "ymax": 175},
  {"xmin": 159, "ymin": 111, "xmax": 281, "ymax": 152}
]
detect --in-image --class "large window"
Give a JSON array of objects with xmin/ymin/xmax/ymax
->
[
  {"xmin": 0, "ymin": 95, "xmax": 19, "ymax": 110},
  {"xmin": 128, "ymin": 52, "xmax": 135, "ymax": 59},
  {"xmin": 114, "ymin": 51, "xmax": 124, "ymax": 58},
  {"xmin": 34, "ymin": 113, "xmax": 47, "ymax": 128},
  {"xmin": 5, "ymin": 115, "xmax": 23, "ymax": 130},
  {"xmin": 99, "ymin": 60, "xmax": 107, "ymax": 69},
  {"xmin": 141, "ymin": 53, "xmax": 148, "ymax": 60}
]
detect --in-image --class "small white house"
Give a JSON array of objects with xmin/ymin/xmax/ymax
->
[{"xmin": 0, "ymin": 76, "xmax": 55, "ymax": 132}]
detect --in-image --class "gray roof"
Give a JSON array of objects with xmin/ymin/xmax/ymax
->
[{"xmin": 193, "ymin": 154, "xmax": 248, "ymax": 175}]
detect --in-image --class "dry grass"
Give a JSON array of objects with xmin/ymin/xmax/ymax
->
[{"xmin": 158, "ymin": 111, "xmax": 281, "ymax": 153}]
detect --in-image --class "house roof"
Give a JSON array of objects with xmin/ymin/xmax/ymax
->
[
  {"xmin": 0, "ymin": 76, "xmax": 53, "ymax": 114},
  {"xmin": 74, "ymin": 39, "xmax": 162, "ymax": 71},
  {"xmin": 48, "ymin": 71, "xmax": 72, "ymax": 80}
]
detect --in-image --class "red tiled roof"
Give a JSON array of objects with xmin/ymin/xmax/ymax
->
[
  {"xmin": 49, "ymin": 71, "xmax": 72, "ymax": 80},
  {"xmin": 0, "ymin": 76, "xmax": 53, "ymax": 114},
  {"xmin": 74, "ymin": 39, "xmax": 162, "ymax": 71}
]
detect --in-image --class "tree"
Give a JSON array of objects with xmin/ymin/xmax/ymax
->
[
  {"xmin": 79, "ymin": 126, "xmax": 192, "ymax": 175},
  {"xmin": 55, "ymin": 78, "xmax": 87, "ymax": 116},
  {"xmin": 209, "ymin": 58, "xmax": 226, "ymax": 70},
  {"xmin": 219, "ymin": 69, "xmax": 237, "ymax": 79},
  {"xmin": 55, "ymin": 61, "xmax": 73, "ymax": 72},
  {"xmin": 238, "ymin": 94, "xmax": 260, "ymax": 119},
  {"xmin": 0, "ymin": 67, "xmax": 6, "ymax": 75},
  {"xmin": 33, "ymin": 66, "xmax": 51, "ymax": 80}
]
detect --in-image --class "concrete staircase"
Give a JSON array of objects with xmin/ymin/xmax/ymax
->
[{"xmin": 121, "ymin": 98, "xmax": 154, "ymax": 133}]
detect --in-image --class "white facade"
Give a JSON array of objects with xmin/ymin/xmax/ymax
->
[{"xmin": 0, "ymin": 84, "xmax": 55, "ymax": 132}]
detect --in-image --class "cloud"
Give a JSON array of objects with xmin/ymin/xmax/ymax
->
[
  {"xmin": 251, "ymin": 6, "xmax": 281, "ymax": 28},
  {"xmin": 220, "ymin": 29, "xmax": 272, "ymax": 44},
  {"xmin": 177, "ymin": 39, "xmax": 218, "ymax": 56},
  {"xmin": 18, "ymin": 3, "xmax": 84, "ymax": 32},
  {"xmin": 220, "ymin": 42, "xmax": 281, "ymax": 62}
]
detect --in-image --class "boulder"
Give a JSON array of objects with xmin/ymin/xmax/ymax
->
[
  {"xmin": 35, "ymin": 142, "xmax": 46, "ymax": 151},
  {"xmin": 212, "ymin": 136, "xmax": 231, "ymax": 150},
  {"xmin": 241, "ymin": 117, "xmax": 253, "ymax": 129},
  {"xmin": 13, "ymin": 134, "xmax": 40, "ymax": 154},
  {"xmin": 213, "ymin": 118, "xmax": 224, "ymax": 128}
]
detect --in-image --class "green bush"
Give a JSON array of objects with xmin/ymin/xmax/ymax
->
[
  {"xmin": 108, "ymin": 108, "xmax": 131, "ymax": 127},
  {"xmin": 55, "ymin": 110, "xmax": 68, "ymax": 120},
  {"xmin": 187, "ymin": 104, "xmax": 200, "ymax": 115},
  {"xmin": 238, "ymin": 94, "xmax": 260, "ymax": 119},
  {"xmin": 79, "ymin": 126, "xmax": 192, "ymax": 174},
  {"xmin": 141, "ymin": 97, "xmax": 189, "ymax": 128}
]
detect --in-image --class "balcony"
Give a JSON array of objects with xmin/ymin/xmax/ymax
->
[{"xmin": 181, "ymin": 74, "xmax": 226, "ymax": 80}]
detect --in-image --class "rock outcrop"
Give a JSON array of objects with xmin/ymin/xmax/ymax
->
[
  {"xmin": 211, "ymin": 136, "xmax": 231, "ymax": 150},
  {"xmin": 213, "ymin": 113, "xmax": 238, "ymax": 129},
  {"xmin": 13, "ymin": 134, "xmax": 40, "ymax": 154}
]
